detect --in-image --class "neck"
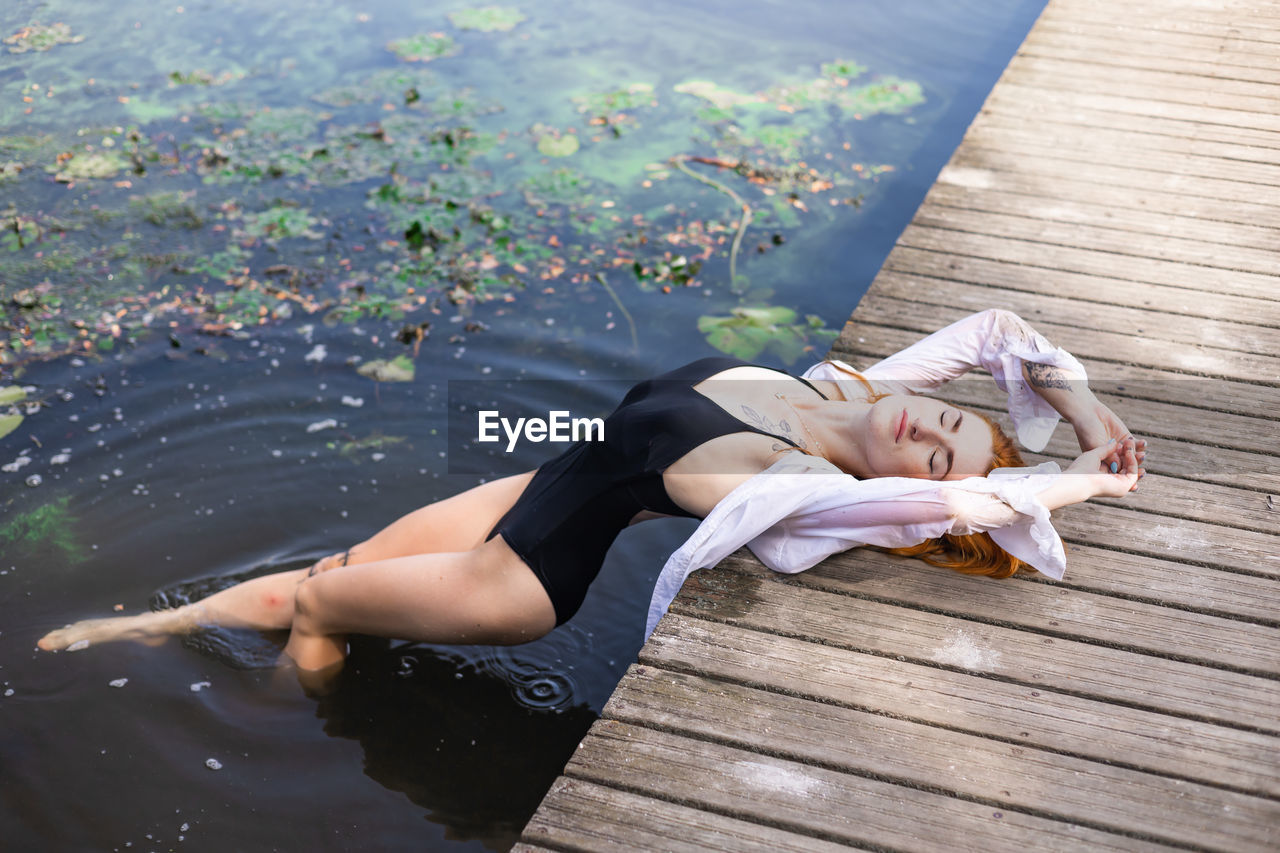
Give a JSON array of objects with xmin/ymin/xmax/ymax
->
[{"xmin": 786, "ymin": 396, "xmax": 875, "ymax": 477}]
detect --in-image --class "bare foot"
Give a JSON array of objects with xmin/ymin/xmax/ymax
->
[{"xmin": 37, "ymin": 608, "xmax": 198, "ymax": 651}]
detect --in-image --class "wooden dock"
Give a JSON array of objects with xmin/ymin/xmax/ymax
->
[{"xmin": 518, "ymin": 0, "xmax": 1280, "ymax": 849}]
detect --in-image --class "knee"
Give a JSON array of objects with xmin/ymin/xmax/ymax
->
[{"xmin": 291, "ymin": 576, "xmax": 328, "ymax": 630}]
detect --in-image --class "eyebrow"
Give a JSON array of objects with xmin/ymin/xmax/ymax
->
[{"xmin": 944, "ymin": 447, "xmax": 954, "ymax": 478}]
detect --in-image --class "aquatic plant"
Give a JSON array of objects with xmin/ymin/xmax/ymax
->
[
  {"xmin": 0, "ymin": 0, "xmax": 927, "ymax": 367},
  {"xmin": 388, "ymin": 33, "xmax": 460, "ymax": 63},
  {"xmin": 4, "ymin": 22, "xmax": 84, "ymax": 53},
  {"xmin": 0, "ymin": 496, "xmax": 84, "ymax": 563},
  {"xmin": 447, "ymin": 7, "xmax": 527, "ymax": 32},
  {"xmin": 357, "ymin": 355, "xmax": 416, "ymax": 382},
  {"xmin": 697, "ymin": 306, "xmax": 837, "ymax": 365}
]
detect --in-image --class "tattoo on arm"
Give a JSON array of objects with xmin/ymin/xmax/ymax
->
[{"xmin": 1025, "ymin": 362, "xmax": 1074, "ymax": 392}]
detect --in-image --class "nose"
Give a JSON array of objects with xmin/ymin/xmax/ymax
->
[{"xmin": 909, "ymin": 419, "xmax": 938, "ymax": 442}]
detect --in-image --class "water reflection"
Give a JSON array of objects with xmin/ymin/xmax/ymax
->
[{"xmin": 314, "ymin": 638, "xmax": 596, "ymax": 850}]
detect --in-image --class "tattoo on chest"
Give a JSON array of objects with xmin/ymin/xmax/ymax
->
[
  {"xmin": 1025, "ymin": 362, "xmax": 1073, "ymax": 392},
  {"xmin": 740, "ymin": 403, "xmax": 805, "ymax": 448},
  {"xmin": 737, "ymin": 404, "xmax": 803, "ymax": 448}
]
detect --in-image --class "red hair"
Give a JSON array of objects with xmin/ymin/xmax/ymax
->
[{"xmin": 822, "ymin": 361, "xmax": 1029, "ymax": 578}]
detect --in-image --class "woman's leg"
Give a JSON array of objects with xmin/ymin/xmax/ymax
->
[
  {"xmin": 284, "ymin": 535, "xmax": 557, "ymax": 672},
  {"xmin": 38, "ymin": 469, "xmax": 542, "ymax": 652},
  {"xmin": 37, "ymin": 567, "xmax": 312, "ymax": 650},
  {"xmin": 308, "ymin": 469, "xmax": 537, "ymax": 572}
]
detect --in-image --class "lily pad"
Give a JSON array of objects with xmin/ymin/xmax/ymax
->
[
  {"xmin": 4, "ymin": 22, "xmax": 84, "ymax": 54},
  {"xmin": 0, "ymin": 386, "xmax": 26, "ymax": 405},
  {"xmin": 0, "ymin": 413, "xmax": 22, "ymax": 440},
  {"xmin": 357, "ymin": 355, "xmax": 416, "ymax": 382},
  {"xmin": 49, "ymin": 151, "xmax": 130, "ymax": 182},
  {"xmin": 448, "ymin": 6, "xmax": 526, "ymax": 32},
  {"xmin": 698, "ymin": 306, "xmax": 835, "ymax": 365},
  {"xmin": 389, "ymin": 32, "xmax": 460, "ymax": 63},
  {"xmin": 673, "ymin": 80, "xmax": 760, "ymax": 110},
  {"xmin": 838, "ymin": 78, "xmax": 925, "ymax": 115},
  {"xmin": 536, "ymin": 133, "xmax": 579, "ymax": 158}
]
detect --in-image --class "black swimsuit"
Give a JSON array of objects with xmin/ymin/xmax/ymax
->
[{"xmin": 484, "ymin": 356, "xmax": 829, "ymax": 625}]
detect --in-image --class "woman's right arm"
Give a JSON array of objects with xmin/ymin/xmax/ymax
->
[{"xmin": 1035, "ymin": 437, "xmax": 1145, "ymax": 510}]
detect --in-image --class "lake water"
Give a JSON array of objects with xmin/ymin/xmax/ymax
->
[{"xmin": 1, "ymin": 0, "xmax": 1045, "ymax": 849}]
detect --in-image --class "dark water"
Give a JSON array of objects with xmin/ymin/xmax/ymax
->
[{"xmin": 1, "ymin": 0, "xmax": 1045, "ymax": 849}]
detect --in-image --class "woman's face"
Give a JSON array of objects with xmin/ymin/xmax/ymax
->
[{"xmin": 863, "ymin": 395, "xmax": 995, "ymax": 480}]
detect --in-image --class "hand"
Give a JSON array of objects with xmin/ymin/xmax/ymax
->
[
  {"xmin": 1072, "ymin": 399, "xmax": 1134, "ymax": 453},
  {"xmin": 1066, "ymin": 437, "xmax": 1145, "ymax": 498}
]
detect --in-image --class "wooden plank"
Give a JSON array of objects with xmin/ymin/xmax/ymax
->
[
  {"xmin": 1039, "ymin": 6, "xmax": 1280, "ymax": 42},
  {"xmin": 883, "ymin": 246, "xmax": 1280, "ymax": 331},
  {"xmin": 1022, "ymin": 29, "xmax": 1280, "ymax": 80},
  {"xmin": 927, "ymin": 177, "xmax": 1280, "ymax": 250},
  {"xmin": 864, "ymin": 273, "xmax": 1280, "ymax": 360},
  {"xmin": 1033, "ymin": 15, "xmax": 1280, "ymax": 54},
  {"xmin": 1018, "ymin": 541, "xmax": 1280, "ymax": 625},
  {"xmin": 713, "ymin": 549, "xmax": 1280, "ymax": 674},
  {"xmin": 670, "ymin": 572, "xmax": 1280, "ymax": 730},
  {"xmin": 965, "ymin": 115, "xmax": 1280, "ymax": 176},
  {"xmin": 959, "ymin": 138, "xmax": 1280, "ymax": 202},
  {"xmin": 1009, "ymin": 53, "xmax": 1280, "ymax": 106},
  {"xmin": 982, "ymin": 89, "xmax": 1280, "ymax": 153},
  {"xmin": 1054, "ymin": 500, "xmax": 1280, "ymax": 580},
  {"xmin": 950, "ymin": 141, "xmax": 1280, "ymax": 210},
  {"xmin": 565, "ymin": 721, "xmax": 1169, "ymax": 853},
  {"xmin": 837, "ymin": 295, "xmax": 1280, "ymax": 387},
  {"xmin": 1016, "ymin": 38, "xmax": 1280, "ymax": 86},
  {"xmin": 996, "ymin": 72, "xmax": 1280, "ymax": 125},
  {"xmin": 520, "ymin": 777, "xmax": 850, "ymax": 853},
  {"xmin": 965, "ymin": 134, "xmax": 1280, "ymax": 199},
  {"xmin": 988, "ymin": 81, "xmax": 1280, "ymax": 135},
  {"xmin": 606, "ymin": 666, "xmax": 1280, "ymax": 851},
  {"xmin": 642, "ymin": 615, "xmax": 1280, "ymax": 799},
  {"xmin": 896, "ymin": 222, "xmax": 1280, "ymax": 305}
]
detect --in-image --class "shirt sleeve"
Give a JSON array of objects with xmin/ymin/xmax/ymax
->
[
  {"xmin": 801, "ymin": 308, "xmax": 1087, "ymax": 451},
  {"xmin": 743, "ymin": 458, "xmax": 1065, "ymax": 580},
  {"xmin": 645, "ymin": 452, "xmax": 1068, "ymax": 639}
]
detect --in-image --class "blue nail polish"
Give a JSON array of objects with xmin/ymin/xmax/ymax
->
[{"xmin": 1109, "ymin": 461, "xmax": 1119, "ymax": 474}]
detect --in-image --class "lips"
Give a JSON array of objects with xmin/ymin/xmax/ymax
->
[{"xmin": 895, "ymin": 408, "xmax": 907, "ymax": 443}]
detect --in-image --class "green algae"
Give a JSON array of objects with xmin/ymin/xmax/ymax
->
[
  {"xmin": 389, "ymin": 33, "xmax": 460, "ymax": 63},
  {"xmin": 448, "ymin": 7, "xmax": 526, "ymax": 32},
  {"xmin": 4, "ymin": 22, "xmax": 85, "ymax": 54},
  {"xmin": 0, "ymin": 496, "xmax": 84, "ymax": 563}
]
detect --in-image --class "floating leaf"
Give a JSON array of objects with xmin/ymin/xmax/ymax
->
[
  {"xmin": 4, "ymin": 22, "xmax": 84, "ymax": 53},
  {"xmin": 697, "ymin": 305, "xmax": 836, "ymax": 365},
  {"xmin": 673, "ymin": 80, "xmax": 760, "ymax": 110},
  {"xmin": 0, "ymin": 386, "xmax": 26, "ymax": 405},
  {"xmin": 0, "ymin": 412, "xmax": 22, "ymax": 440},
  {"xmin": 537, "ymin": 133, "xmax": 579, "ymax": 157},
  {"xmin": 388, "ymin": 32, "xmax": 459, "ymax": 62},
  {"xmin": 357, "ymin": 355, "xmax": 416, "ymax": 382},
  {"xmin": 49, "ymin": 151, "xmax": 130, "ymax": 181},
  {"xmin": 447, "ymin": 6, "xmax": 527, "ymax": 32}
]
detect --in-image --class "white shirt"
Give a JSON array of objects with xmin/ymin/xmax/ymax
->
[{"xmin": 644, "ymin": 309, "xmax": 1086, "ymax": 639}]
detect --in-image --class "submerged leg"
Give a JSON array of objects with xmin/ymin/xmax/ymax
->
[
  {"xmin": 37, "ymin": 567, "xmax": 311, "ymax": 651},
  {"xmin": 37, "ymin": 470, "xmax": 542, "ymax": 655}
]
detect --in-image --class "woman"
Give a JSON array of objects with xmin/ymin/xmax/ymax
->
[{"xmin": 38, "ymin": 309, "xmax": 1146, "ymax": 682}]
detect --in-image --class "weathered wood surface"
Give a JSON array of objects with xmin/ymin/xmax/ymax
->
[{"xmin": 522, "ymin": 0, "xmax": 1280, "ymax": 849}]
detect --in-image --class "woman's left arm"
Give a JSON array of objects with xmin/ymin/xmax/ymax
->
[{"xmin": 1020, "ymin": 360, "xmax": 1136, "ymax": 453}]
